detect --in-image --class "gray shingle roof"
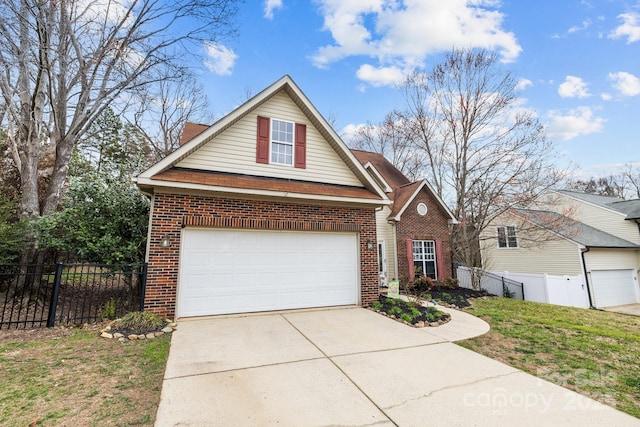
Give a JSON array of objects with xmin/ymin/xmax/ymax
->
[
  {"xmin": 608, "ymin": 199, "xmax": 640, "ymax": 220},
  {"xmin": 515, "ymin": 208, "xmax": 640, "ymax": 248},
  {"xmin": 556, "ymin": 189, "xmax": 640, "ymax": 220}
]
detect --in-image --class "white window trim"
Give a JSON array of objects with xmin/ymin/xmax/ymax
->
[
  {"xmin": 497, "ymin": 225, "xmax": 518, "ymax": 249},
  {"xmin": 412, "ymin": 240, "xmax": 437, "ymax": 279},
  {"xmin": 270, "ymin": 118, "xmax": 295, "ymax": 166}
]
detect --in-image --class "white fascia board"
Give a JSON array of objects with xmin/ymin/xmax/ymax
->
[
  {"xmin": 363, "ymin": 162, "xmax": 393, "ymax": 193},
  {"xmin": 548, "ymin": 189, "xmax": 627, "ymax": 218},
  {"xmin": 392, "ymin": 180, "xmax": 458, "ymax": 223}
]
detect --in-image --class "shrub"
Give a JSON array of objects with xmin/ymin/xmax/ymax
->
[
  {"xmin": 112, "ymin": 311, "xmax": 164, "ymax": 333},
  {"xmin": 437, "ymin": 277, "xmax": 459, "ymax": 289},
  {"xmin": 99, "ymin": 298, "xmax": 117, "ymax": 320}
]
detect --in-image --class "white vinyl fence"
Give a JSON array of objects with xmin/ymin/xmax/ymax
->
[{"xmin": 456, "ymin": 266, "xmax": 590, "ymax": 308}]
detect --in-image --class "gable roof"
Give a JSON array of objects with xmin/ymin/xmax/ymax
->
[
  {"xmin": 515, "ymin": 209, "xmax": 640, "ymax": 248},
  {"xmin": 351, "ymin": 149, "xmax": 457, "ymax": 223},
  {"xmin": 351, "ymin": 150, "xmax": 410, "ymax": 190},
  {"xmin": 554, "ymin": 189, "xmax": 640, "ymax": 221},
  {"xmin": 135, "ymin": 75, "xmax": 388, "ymax": 205}
]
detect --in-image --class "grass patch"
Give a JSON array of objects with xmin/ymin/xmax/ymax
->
[
  {"xmin": 0, "ymin": 327, "xmax": 170, "ymax": 426},
  {"xmin": 459, "ymin": 298, "xmax": 640, "ymax": 419}
]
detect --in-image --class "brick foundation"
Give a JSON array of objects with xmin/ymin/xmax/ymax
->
[{"xmin": 145, "ymin": 192, "xmax": 378, "ymax": 318}]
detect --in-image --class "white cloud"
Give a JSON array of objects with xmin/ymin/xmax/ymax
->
[
  {"xmin": 546, "ymin": 107, "xmax": 605, "ymax": 141},
  {"xmin": 356, "ymin": 64, "xmax": 404, "ymax": 87},
  {"xmin": 600, "ymin": 92, "xmax": 613, "ymax": 101},
  {"xmin": 264, "ymin": 0, "xmax": 283, "ymax": 20},
  {"xmin": 608, "ymin": 71, "xmax": 640, "ymax": 96},
  {"xmin": 558, "ymin": 76, "xmax": 590, "ymax": 98},
  {"xmin": 609, "ymin": 12, "xmax": 640, "ymax": 43},
  {"xmin": 515, "ymin": 78, "xmax": 533, "ymax": 90},
  {"xmin": 204, "ymin": 42, "xmax": 238, "ymax": 76},
  {"xmin": 311, "ymin": 0, "xmax": 521, "ymax": 84},
  {"xmin": 568, "ymin": 19, "xmax": 591, "ymax": 34}
]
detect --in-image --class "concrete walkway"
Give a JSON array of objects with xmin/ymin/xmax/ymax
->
[
  {"xmin": 155, "ymin": 306, "xmax": 639, "ymax": 427},
  {"xmin": 604, "ymin": 303, "xmax": 640, "ymax": 316}
]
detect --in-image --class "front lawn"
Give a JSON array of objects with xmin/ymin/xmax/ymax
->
[
  {"xmin": 459, "ymin": 298, "xmax": 640, "ymax": 419},
  {"xmin": 0, "ymin": 325, "xmax": 170, "ymax": 426}
]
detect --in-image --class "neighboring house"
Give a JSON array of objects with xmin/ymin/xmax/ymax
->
[
  {"xmin": 351, "ymin": 150, "xmax": 458, "ymax": 284},
  {"xmin": 135, "ymin": 75, "xmax": 390, "ymax": 319},
  {"xmin": 481, "ymin": 189, "xmax": 640, "ymax": 308}
]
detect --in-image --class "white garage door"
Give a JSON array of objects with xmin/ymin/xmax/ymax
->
[
  {"xmin": 177, "ymin": 228, "xmax": 359, "ymax": 317},
  {"xmin": 591, "ymin": 269, "xmax": 638, "ymax": 308}
]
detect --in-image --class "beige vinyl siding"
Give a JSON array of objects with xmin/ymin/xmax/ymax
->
[
  {"xmin": 536, "ymin": 193, "xmax": 640, "ymax": 245},
  {"xmin": 481, "ymin": 212, "xmax": 582, "ymax": 275},
  {"xmin": 177, "ymin": 91, "xmax": 362, "ymax": 187},
  {"xmin": 482, "ymin": 237, "xmax": 582, "ymax": 276},
  {"xmin": 584, "ymin": 248, "xmax": 640, "ymax": 271},
  {"xmin": 376, "ymin": 207, "xmax": 397, "ymax": 281}
]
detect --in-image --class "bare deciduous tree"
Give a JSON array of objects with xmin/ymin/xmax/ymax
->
[
  {"xmin": 399, "ymin": 48, "xmax": 568, "ymax": 269},
  {"xmin": 0, "ymin": 0, "xmax": 239, "ymax": 218},
  {"xmin": 349, "ymin": 110, "xmax": 426, "ymax": 181},
  {"xmin": 132, "ymin": 66, "xmax": 213, "ymax": 161}
]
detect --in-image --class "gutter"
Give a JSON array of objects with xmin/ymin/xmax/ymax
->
[{"xmin": 580, "ymin": 247, "xmax": 595, "ymax": 309}]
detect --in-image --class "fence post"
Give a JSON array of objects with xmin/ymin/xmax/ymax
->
[
  {"xmin": 139, "ymin": 263, "xmax": 148, "ymax": 312},
  {"xmin": 46, "ymin": 263, "xmax": 63, "ymax": 328}
]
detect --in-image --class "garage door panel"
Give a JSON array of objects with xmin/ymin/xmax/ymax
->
[
  {"xmin": 591, "ymin": 269, "xmax": 638, "ymax": 308},
  {"xmin": 178, "ymin": 229, "xmax": 359, "ymax": 317}
]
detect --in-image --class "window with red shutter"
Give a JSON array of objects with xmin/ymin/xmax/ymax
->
[
  {"xmin": 256, "ymin": 116, "xmax": 270, "ymax": 164},
  {"xmin": 294, "ymin": 123, "xmax": 306, "ymax": 169}
]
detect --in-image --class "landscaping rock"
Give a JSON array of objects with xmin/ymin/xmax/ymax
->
[
  {"xmin": 113, "ymin": 332, "xmax": 124, "ymax": 339},
  {"xmin": 145, "ymin": 333, "xmax": 155, "ymax": 339},
  {"xmin": 100, "ymin": 332, "xmax": 113, "ymax": 339},
  {"xmin": 128, "ymin": 334, "xmax": 138, "ymax": 340},
  {"xmin": 161, "ymin": 326, "xmax": 173, "ymax": 333}
]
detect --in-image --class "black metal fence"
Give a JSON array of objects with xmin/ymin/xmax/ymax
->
[
  {"xmin": 456, "ymin": 266, "xmax": 525, "ymax": 300},
  {"xmin": 0, "ymin": 262, "xmax": 147, "ymax": 329}
]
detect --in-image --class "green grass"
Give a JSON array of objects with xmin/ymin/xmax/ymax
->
[
  {"xmin": 0, "ymin": 328, "xmax": 170, "ymax": 426},
  {"xmin": 459, "ymin": 298, "xmax": 640, "ymax": 418}
]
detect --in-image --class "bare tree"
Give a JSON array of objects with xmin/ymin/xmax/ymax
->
[
  {"xmin": 0, "ymin": 0, "xmax": 239, "ymax": 219},
  {"xmin": 567, "ymin": 176, "xmax": 627, "ymax": 199},
  {"xmin": 621, "ymin": 163, "xmax": 640, "ymax": 199},
  {"xmin": 349, "ymin": 110, "xmax": 426, "ymax": 181},
  {"xmin": 398, "ymin": 48, "xmax": 567, "ymax": 269},
  {"xmin": 132, "ymin": 66, "xmax": 213, "ymax": 161}
]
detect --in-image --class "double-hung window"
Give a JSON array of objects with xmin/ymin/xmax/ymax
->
[
  {"xmin": 270, "ymin": 119, "xmax": 294, "ymax": 166},
  {"xmin": 412, "ymin": 240, "xmax": 436, "ymax": 279},
  {"xmin": 497, "ymin": 226, "xmax": 518, "ymax": 248}
]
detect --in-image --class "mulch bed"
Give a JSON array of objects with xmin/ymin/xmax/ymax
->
[{"xmin": 370, "ymin": 295, "xmax": 451, "ymax": 327}]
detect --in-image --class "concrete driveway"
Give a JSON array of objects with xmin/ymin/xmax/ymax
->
[{"xmin": 155, "ymin": 306, "xmax": 639, "ymax": 427}]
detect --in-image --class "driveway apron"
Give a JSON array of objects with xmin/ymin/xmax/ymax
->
[{"xmin": 155, "ymin": 306, "xmax": 640, "ymax": 427}]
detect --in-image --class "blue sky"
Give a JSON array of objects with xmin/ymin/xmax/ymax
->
[{"xmin": 195, "ymin": 0, "xmax": 640, "ymax": 178}]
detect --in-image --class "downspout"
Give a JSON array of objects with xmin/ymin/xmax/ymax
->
[{"xmin": 580, "ymin": 247, "xmax": 595, "ymax": 309}]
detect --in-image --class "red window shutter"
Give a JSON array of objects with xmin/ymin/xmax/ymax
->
[
  {"xmin": 435, "ymin": 240, "xmax": 444, "ymax": 280},
  {"xmin": 294, "ymin": 123, "xmax": 306, "ymax": 168},
  {"xmin": 406, "ymin": 239, "xmax": 414, "ymax": 279},
  {"xmin": 256, "ymin": 116, "xmax": 270, "ymax": 164}
]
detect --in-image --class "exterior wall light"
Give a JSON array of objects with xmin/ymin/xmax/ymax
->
[
  {"xmin": 160, "ymin": 234, "xmax": 171, "ymax": 248},
  {"xmin": 366, "ymin": 239, "xmax": 374, "ymax": 250}
]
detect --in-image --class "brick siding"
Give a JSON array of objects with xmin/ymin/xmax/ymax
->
[
  {"xmin": 146, "ymin": 192, "xmax": 378, "ymax": 318},
  {"xmin": 395, "ymin": 189, "xmax": 453, "ymax": 283}
]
